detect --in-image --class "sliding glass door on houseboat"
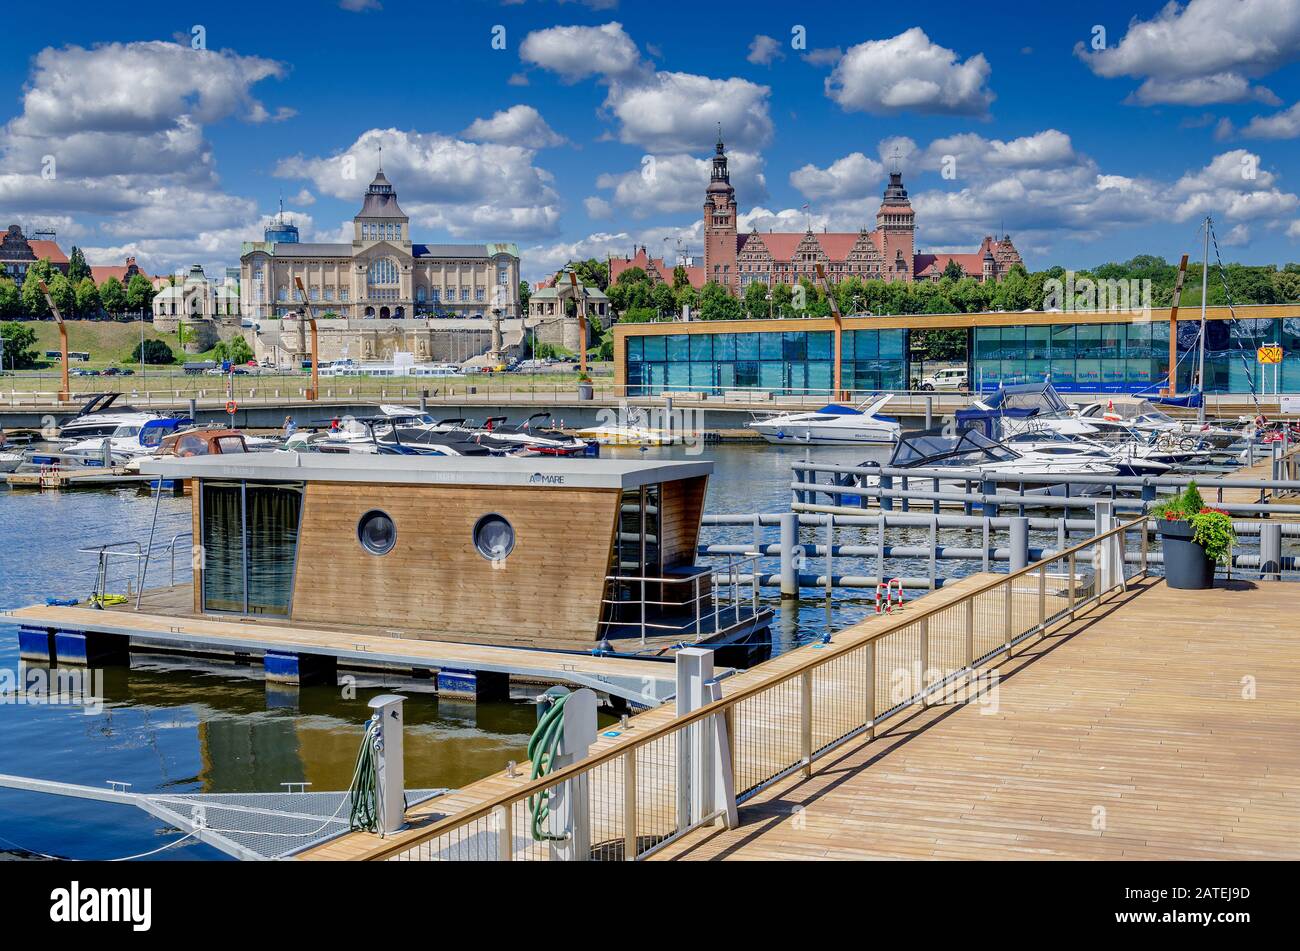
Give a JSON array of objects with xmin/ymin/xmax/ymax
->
[{"xmin": 200, "ymin": 481, "xmax": 304, "ymax": 616}]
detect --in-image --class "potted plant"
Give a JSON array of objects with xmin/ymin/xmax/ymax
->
[
  {"xmin": 1150, "ymin": 481, "xmax": 1235, "ymax": 590},
  {"xmin": 576, "ymin": 370, "xmax": 594, "ymax": 401}
]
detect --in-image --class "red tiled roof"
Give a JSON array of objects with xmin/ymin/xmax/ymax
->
[
  {"xmin": 914, "ymin": 252, "xmax": 985, "ymax": 277},
  {"xmin": 608, "ymin": 250, "xmax": 706, "ymax": 290},
  {"xmin": 679, "ymin": 266, "xmax": 705, "ymax": 290},
  {"xmin": 27, "ymin": 239, "xmax": 68, "ymax": 265},
  {"xmin": 90, "ymin": 265, "xmax": 133, "ymax": 284},
  {"xmin": 816, "ymin": 233, "xmax": 865, "ymax": 260}
]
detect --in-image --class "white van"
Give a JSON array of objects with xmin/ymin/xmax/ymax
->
[{"xmin": 919, "ymin": 367, "xmax": 968, "ymax": 391}]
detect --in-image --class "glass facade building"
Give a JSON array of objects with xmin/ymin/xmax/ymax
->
[
  {"xmin": 974, "ymin": 317, "xmax": 1300, "ymax": 394},
  {"xmin": 625, "ymin": 328, "xmax": 907, "ymax": 396}
]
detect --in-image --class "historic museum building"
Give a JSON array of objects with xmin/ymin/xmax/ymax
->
[
  {"xmin": 610, "ymin": 137, "xmax": 1023, "ymax": 296},
  {"xmin": 239, "ymin": 170, "xmax": 520, "ymax": 321}
]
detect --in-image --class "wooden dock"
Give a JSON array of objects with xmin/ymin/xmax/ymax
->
[
  {"xmin": 2, "ymin": 596, "xmax": 709, "ymax": 707},
  {"xmin": 652, "ymin": 576, "xmax": 1300, "ymax": 860},
  {"xmin": 2, "ymin": 466, "xmax": 167, "ymax": 491},
  {"xmin": 309, "ymin": 566, "xmax": 1300, "ymax": 862},
  {"xmin": 298, "ymin": 574, "xmax": 994, "ymax": 860}
]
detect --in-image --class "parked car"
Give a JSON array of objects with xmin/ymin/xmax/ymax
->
[{"xmin": 919, "ymin": 367, "xmax": 968, "ymax": 391}]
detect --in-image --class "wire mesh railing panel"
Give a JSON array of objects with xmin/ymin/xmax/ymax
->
[
  {"xmin": 587, "ymin": 756, "xmax": 627, "ymax": 861},
  {"xmin": 631, "ymin": 731, "xmax": 681, "ymax": 854},
  {"xmin": 971, "ymin": 585, "xmax": 1006, "ymax": 665},
  {"xmin": 387, "ymin": 814, "xmax": 498, "ymax": 862},
  {"xmin": 732, "ymin": 676, "xmax": 802, "ymax": 797},
  {"xmin": 873, "ymin": 621, "xmax": 925, "ymax": 717},
  {"xmin": 925, "ymin": 601, "xmax": 964, "ymax": 685},
  {"xmin": 1041, "ymin": 555, "xmax": 1074, "ymax": 626},
  {"xmin": 811, "ymin": 647, "xmax": 868, "ymax": 753}
]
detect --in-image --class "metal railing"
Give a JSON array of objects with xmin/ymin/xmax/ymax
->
[
  {"xmin": 76, "ymin": 540, "xmax": 144, "ymax": 605},
  {"xmin": 352, "ymin": 516, "xmax": 1148, "ymax": 861},
  {"xmin": 597, "ymin": 554, "xmax": 762, "ymax": 644},
  {"xmin": 791, "ymin": 458, "xmax": 1300, "ymax": 517}
]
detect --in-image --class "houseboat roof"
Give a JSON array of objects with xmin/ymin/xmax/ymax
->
[{"xmin": 138, "ymin": 451, "xmax": 713, "ymax": 490}]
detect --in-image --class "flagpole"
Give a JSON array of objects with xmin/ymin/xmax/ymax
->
[{"xmin": 1197, "ymin": 216, "xmax": 1209, "ymax": 423}]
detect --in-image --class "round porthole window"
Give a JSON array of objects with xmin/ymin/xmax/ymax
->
[
  {"xmin": 473, "ymin": 513, "xmax": 515, "ymax": 562},
  {"xmin": 357, "ymin": 510, "xmax": 396, "ymax": 555}
]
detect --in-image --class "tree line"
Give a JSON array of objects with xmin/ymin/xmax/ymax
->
[
  {"xmin": 544, "ymin": 255, "xmax": 1300, "ymax": 361},
  {"xmin": 0, "ymin": 252, "xmax": 158, "ymax": 320}
]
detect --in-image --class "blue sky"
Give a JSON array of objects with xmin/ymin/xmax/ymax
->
[{"xmin": 2, "ymin": 0, "xmax": 1300, "ymax": 282}]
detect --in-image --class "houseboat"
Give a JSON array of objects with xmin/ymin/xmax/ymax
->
[{"xmin": 125, "ymin": 452, "xmax": 770, "ymax": 657}]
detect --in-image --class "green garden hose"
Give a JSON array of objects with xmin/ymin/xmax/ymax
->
[
  {"xmin": 527, "ymin": 693, "xmax": 569, "ymax": 842},
  {"xmin": 348, "ymin": 717, "xmax": 381, "ymax": 833}
]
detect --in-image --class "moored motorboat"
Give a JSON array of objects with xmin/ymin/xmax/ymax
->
[{"xmin": 751, "ymin": 395, "xmax": 900, "ymax": 445}]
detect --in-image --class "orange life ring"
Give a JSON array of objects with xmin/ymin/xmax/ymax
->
[{"xmin": 225, "ymin": 399, "xmax": 238, "ymax": 415}]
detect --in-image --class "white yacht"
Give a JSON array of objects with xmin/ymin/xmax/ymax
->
[
  {"xmin": 1078, "ymin": 398, "xmax": 1247, "ymax": 451},
  {"xmin": 751, "ymin": 395, "xmax": 901, "ymax": 446},
  {"xmin": 55, "ymin": 393, "xmax": 180, "ymax": 441},
  {"xmin": 1003, "ymin": 431, "xmax": 1172, "ymax": 477},
  {"xmin": 61, "ymin": 418, "xmax": 192, "ymax": 463},
  {"xmin": 846, "ymin": 428, "xmax": 1119, "ymax": 501},
  {"xmin": 960, "ymin": 383, "xmax": 1099, "ymax": 440}
]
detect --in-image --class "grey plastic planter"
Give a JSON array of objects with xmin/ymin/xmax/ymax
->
[{"xmin": 1157, "ymin": 518, "xmax": 1215, "ymax": 589}]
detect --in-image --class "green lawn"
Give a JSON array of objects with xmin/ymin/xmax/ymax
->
[{"xmin": 17, "ymin": 319, "xmax": 186, "ymax": 369}]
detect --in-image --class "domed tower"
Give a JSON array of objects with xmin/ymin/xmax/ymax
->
[
  {"xmin": 876, "ymin": 156, "xmax": 915, "ymax": 283},
  {"xmin": 354, "ymin": 165, "xmax": 410, "ymax": 245},
  {"xmin": 703, "ymin": 131, "xmax": 738, "ymax": 294},
  {"xmin": 265, "ymin": 196, "xmax": 299, "ymax": 245}
]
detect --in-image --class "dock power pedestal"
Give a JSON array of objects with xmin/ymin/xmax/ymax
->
[{"xmin": 368, "ymin": 693, "xmax": 408, "ymax": 836}]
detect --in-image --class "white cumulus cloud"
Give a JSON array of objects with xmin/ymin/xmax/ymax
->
[
  {"xmin": 1076, "ymin": 0, "xmax": 1300, "ymax": 106},
  {"xmin": 826, "ymin": 28, "xmax": 994, "ymax": 117},
  {"xmin": 462, "ymin": 105, "xmax": 566, "ymax": 148}
]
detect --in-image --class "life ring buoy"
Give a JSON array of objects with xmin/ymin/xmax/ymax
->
[{"xmin": 225, "ymin": 399, "xmax": 238, "ymax": 415}]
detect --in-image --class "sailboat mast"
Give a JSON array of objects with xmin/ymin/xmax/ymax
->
[{"xmin": 1197, "ymin": 216, "xmax": 1209, "ymax": 422}]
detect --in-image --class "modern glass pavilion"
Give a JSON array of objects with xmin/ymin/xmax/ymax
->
[{"xmin": 614, "ymin": 306, "xmax": 1300, "ymax": 397}]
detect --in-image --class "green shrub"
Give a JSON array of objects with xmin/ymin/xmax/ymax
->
[{"xmin": 1151, "ymin": 481, "xmax": 1235, "ymax": 565}]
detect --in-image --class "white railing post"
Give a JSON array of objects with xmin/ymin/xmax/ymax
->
[
  {"xmin": 494, "ymin": 804, "xmax": 512, "ymax": 861},
  {"xmin": 780, "ymin": 511, "xmax": 798, "ymax": 599},
  {"xmin": 1094, "ymin": 501, "xmax": 1114, "ymax": 593},
  {"xmin": 675, "ymin": 648, "xmax": 712, "ymax": 828}
]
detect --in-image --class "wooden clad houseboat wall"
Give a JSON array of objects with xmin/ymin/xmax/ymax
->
[
  {"xmin": 175, "ymin": 456, "xmax": 715, "ymax": 650},
  {"xmin": 287, "ymin": 481, "xmax": 621, "ymax": 647},
  {"xmin": 658, "ymin": 476, "xmax": 708, "ymax": 569}
]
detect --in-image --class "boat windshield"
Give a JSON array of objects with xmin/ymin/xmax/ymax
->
[
  {"xmin": 889, "ymin": 427, "xmax": 1021, "ymax": 467},
  {"xmin": 1134, "ymin": 402, "xmax": 1177, "ymax": 424},
  {"xmin": 981, "ymin": 383, "xmax": 1072, "ymax": 418}
]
